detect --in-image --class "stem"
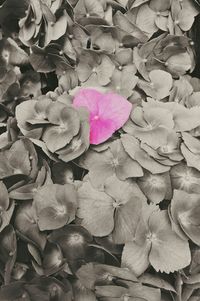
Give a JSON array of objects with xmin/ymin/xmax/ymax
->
[{"xmin": 175, "ymin": 272, "xmax": 183, "ymax": 301}]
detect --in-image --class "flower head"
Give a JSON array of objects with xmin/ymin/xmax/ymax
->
[{"xmin": 73, "ymin": 88, "xmax": 132, "ymax": 144}]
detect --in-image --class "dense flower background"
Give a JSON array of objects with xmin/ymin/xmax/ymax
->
[{"xmin": 1, "ymin": 0, "xmax": 200, "ymax": 300}]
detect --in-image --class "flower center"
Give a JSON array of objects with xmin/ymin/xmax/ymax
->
[
  {"xmin": 180, "ymin": 171, "xmax": 197, "ymax": 188},
  {"xmin": 59, "ymin": 123, "xmax": 67, "ymax": 130},
  {"xmin": 68, "ymin": 233, "xmax": 84, "ymax": 246},
  {"xmin": 112, "ymin": 158, "xmax": 119, "ymax": 167},
  {"xmin": 35, "ymin": 112, "xmax": 46, "ymax": 120},
  {"xmin": 160, "ymin": 145, "xmax": 172, "ymax": 153},
  {"xmin": 146, "ymin": 124, "xmax": 153, "ymax": 130},
  {"xmin": 104, "ymin": 273, "xmax": 113, "ymax": 281},
  {"xmin": 55, "ymin": 204, "xmax": 66, "ymax": 216},
  {"xmin": 2, "ymin": 49, "xmax": 10, "ymax": 62},
  {"xmin": 146, "ymin": 232, "xmax": 157, "ymax": 242},
  {"xmin": 149, "ymin": 175, "xmax": 164, "ymax": 187},
  {"xmin": 113, "ymin": 201, "xmax": 121, "ymax": 208},
  {"xmin": 92, "ymin": 115, "xmax": 100, "ymax": 121}
]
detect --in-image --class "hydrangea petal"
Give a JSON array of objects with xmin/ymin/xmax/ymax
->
[
  {"xmin": 99, "ymin": 92, "xmax": 132, "ymax": 128},
  {"xmin": 149, "ymin": 210, "xmax": 191, "ymax": 273},
  {"xmin": 73, "ymin": 88, "xmax": 132, "ymax": 144},
  {"xmin": 73, "ymin": 88, "xmax": 101, "ymax": 116}
]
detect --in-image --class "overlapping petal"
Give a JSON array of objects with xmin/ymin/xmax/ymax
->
[{"xmin": 73, "ymin": 88, "xmax": 132, "ymax": 144}]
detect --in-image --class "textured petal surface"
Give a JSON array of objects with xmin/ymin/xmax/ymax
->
[{"xmin": 73, "ymin": 88, "xmax": 132, "ymax": 144}]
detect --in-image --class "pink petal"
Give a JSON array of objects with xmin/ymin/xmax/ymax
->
[
  {"xmin": 73, "ymin": 88, "xmax": 132, "ymax": 145},
  {"xmin": 99, "ymin": 92, "xmax": 132, "ymax": 130},
  {"xmin": 90, "ymin": 118, "xmax": 116, "ymax": 145},
  {"xmin": 73, "ymin": 88, "xmax": 102, "ymax": 116}
]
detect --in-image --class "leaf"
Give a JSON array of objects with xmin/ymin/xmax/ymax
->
[{"xmin": 77, "ymin": 180, "xmax": 115, "ymax": 237}]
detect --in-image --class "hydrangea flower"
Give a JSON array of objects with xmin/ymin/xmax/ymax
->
[
  {"xmin": 2, "ymin": 0, "xmax": 200, "ymax": 296},
  {"xmin": 73, "ymin": 88, "xmax": 132, "ymax": 144}
]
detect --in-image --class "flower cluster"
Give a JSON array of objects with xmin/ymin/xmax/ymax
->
[
  {"xmin": 16, "ymin": 95, "xmax": 90, "ymax": 162},
  {"xmin": 1, "ymin": 0, "xmax": 200, "ymax": 300}
]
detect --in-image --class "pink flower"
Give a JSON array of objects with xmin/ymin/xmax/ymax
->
[{"xmin": 73, "ymin": 88, "xmax": 132, "ymax": 144}]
